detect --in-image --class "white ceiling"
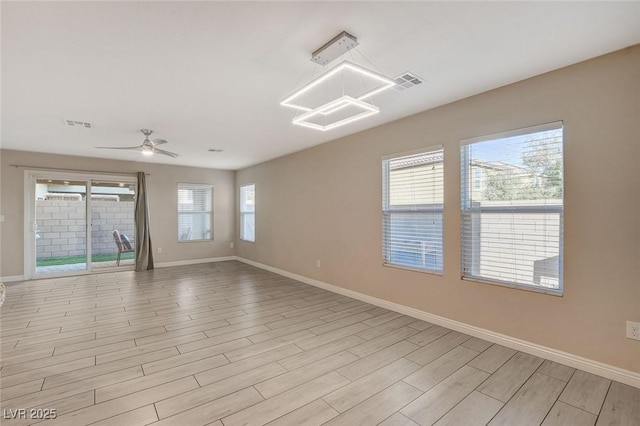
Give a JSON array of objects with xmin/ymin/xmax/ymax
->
[{"xmin": 2, "ymin": 2, "xmax": 639, "ymax": 170}]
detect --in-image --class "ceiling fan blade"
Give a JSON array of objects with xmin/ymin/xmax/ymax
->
[
  {"xmin": 154, "ymin": 148, "xmax": 180, "ymax": 158},
  {"xmin": 95, "ymin": 146, "xmax": 141, "ymax": 150},
  {"xmin": 152, "ymin": 139, "xmax": 168, "ymax": 146}
]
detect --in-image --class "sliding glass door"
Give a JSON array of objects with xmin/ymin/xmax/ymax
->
[
  {"xmin": 34, "ymin": 178, "xmax": 89, "ymax": 275},
  {"xmin": 90, "ymin": 181, "xmax": 136, "ymax": 270},
  {"xmin": 27, "ymin": 171, "xmax": 137, "ymax": 278}
]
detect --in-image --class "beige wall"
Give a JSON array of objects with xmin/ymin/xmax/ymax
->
[
  {"xmin": 0, "ymin": 150, "xmax": 235, "ymax": 277},
  {"xmin": 237, "ymin": 46, "xmax": 640, "ymax": 373}
]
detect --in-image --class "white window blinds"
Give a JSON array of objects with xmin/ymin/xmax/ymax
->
[
  {"xmin": 178, "ymin": 183, "xmax": 213, "ymax": 241},
  {"xmin": 460, "ymin": 122, "xmax": 563, "ymax": 292},
  {"xmin": 240, "ymin": 184, "xmax": 255, "ymax": 242},
  {"xmin": 382, "ymin": 147, "xmax": 444, "ymax": 273}
]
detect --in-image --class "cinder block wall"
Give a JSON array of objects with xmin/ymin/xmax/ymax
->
[{"xmin": 35, "ymin": 200, "xmax": 135, "ymax": 258}]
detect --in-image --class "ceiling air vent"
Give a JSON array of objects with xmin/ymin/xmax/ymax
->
[
  {"xmin": 208, "ymin": 149, "xmax": 224, "ymax": 153},
  {"xmin": 393, "ymin": 72, "xmax": 425, "ymax": 91},
  {"xmin": 65, "ymin": 120, "xmax": 92, "ymax": 128}
]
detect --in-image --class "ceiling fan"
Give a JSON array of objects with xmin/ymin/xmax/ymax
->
[{"xmin": 95, "ymin": 129, "xmax": 179, "ymax": 158}]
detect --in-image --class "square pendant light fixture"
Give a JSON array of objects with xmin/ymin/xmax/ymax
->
[
  {"xmin": 292, "ymin": 95, "xmax": 380, "ymax": 131},
  {"xmin": 281, "ymin": 61, "xmax": 395, "ymax": 112},
  {"xmin": 281, "ymin": 31, "xmax": 396, "ymax": 131}
]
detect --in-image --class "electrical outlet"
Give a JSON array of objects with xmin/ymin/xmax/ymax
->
[
  {"xmin": 316, "ymin": 259, "xmax": 321, "ymax": 268},
  {"xmin": 157, "ymin": 247, "xmax": 162, "ymax": 254},
  {"xmin": 626, "ymin": 321, "xmax": 640, "ymax": 340}
]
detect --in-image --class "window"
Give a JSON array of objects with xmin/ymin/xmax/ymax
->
[
  {"xmin": 177, "ymin": 183, "xmax": 213, "ymax": 241},
  {"xmin": 461, "ymin": 122, "xmax": 564, "ymax": 293},
  {"xmin": 382, "ymin": 147, "xmax": 444, "ymax": 273},
  {"xmin": 240, "ymin": 184, "xmax": 255, "ymax": 242}
]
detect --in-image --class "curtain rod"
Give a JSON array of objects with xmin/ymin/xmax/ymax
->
[{"xmin": 9, "ymin": 164, "xmax": 150, "ymax": 176}]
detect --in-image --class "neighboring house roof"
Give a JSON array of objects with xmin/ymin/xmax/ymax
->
[
  {"xmin": 470, "ymin": 159, "xmax": 528, "ymax": 172},
  {"xmin": 389, "ymin": 152, "xmax": 443, "ymax": 171}
]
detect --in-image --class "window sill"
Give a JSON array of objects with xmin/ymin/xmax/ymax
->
[
  {"xmin": 239, "ymin": 239, "xmax": 255, "ymax": 243},
  {"xmin": 461, "ymin": 276, "xmax": 563, "ymax": 297},
  {"xmin": 383, "ymin": 263, "xmax": 443, "ymax": 277}
]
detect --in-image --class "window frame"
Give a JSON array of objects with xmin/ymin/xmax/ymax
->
[
  {"xmin": 382, "ymin": 145, "xmax": 444, "ymax": 275},
  {"xmin": 177, "ymin": 182, "xmax": 214, "ymax": 243},
  {"xmin": 460, "ymin": 121, "xmax": 564, "ymax": 295},
  {"xmin": 239, "ymin": 183, "xmax": 255, "ymax": 243}
]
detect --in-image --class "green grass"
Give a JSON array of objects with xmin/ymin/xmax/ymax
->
[{"xmin": 36, "ymin": 252, "xmax": 135, "ymax": 267}]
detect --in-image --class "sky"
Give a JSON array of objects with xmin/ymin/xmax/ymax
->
[{"xmin": 466, "ymin": 128, "xmax": 563, "ymax": 165}]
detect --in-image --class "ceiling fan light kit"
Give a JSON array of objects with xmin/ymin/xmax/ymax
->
[{"xmin": 282, "ymin": 31, "xmax": 396, "ymax": 131}]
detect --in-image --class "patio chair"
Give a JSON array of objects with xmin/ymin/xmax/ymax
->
[
  {"xmin": 113, "ymin": 230, "xmax": 134, "ymax": 266},
  {"xmin": 179, "ymin": 228, "xmax": 192, "ymax": 241}
]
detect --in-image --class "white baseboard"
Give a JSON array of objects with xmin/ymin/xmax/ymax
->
[
  {"xmin": 2, "ymin": 257, "xmax": 237, "ymax": 281},
  {"xmin": 236, "ymin": 256, "xmax": 640, "ymax": 389},
  {"xmin": 0, "ymin": 275, "xmax": 26, "ymax": 283},
  {"xmin": 155, "ymin": 256, "xmax": 237, "ymax": 268}
]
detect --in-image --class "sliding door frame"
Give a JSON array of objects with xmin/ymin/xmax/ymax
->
[{"xmin": 24, "ymin": 170, "xmax": 137, "ymax": 280}]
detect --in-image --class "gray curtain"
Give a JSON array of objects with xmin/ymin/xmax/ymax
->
[{"xmin": 135, "ymin": 172, "xmax": 154, "ymax": 271}]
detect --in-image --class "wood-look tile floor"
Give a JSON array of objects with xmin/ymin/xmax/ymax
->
[{"xmin": 1, "ymin": 261, "xmax": 638, "ymax": 426}]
